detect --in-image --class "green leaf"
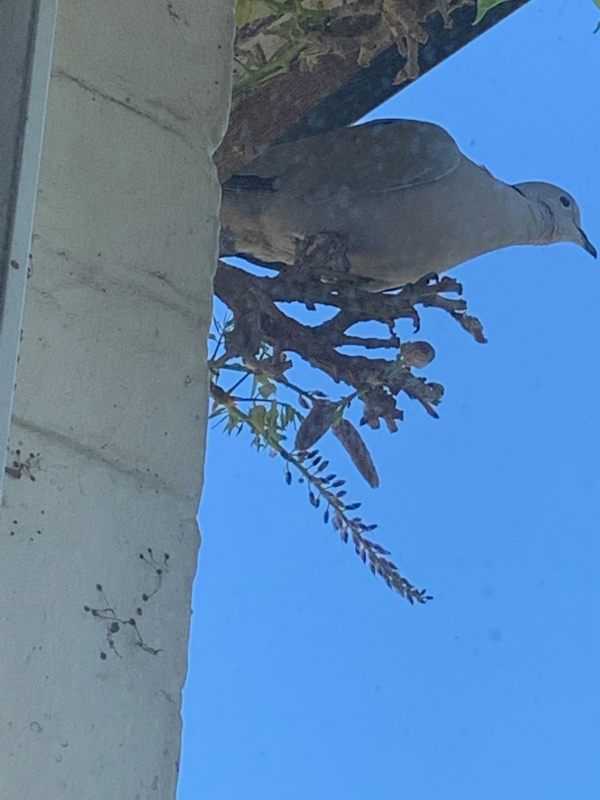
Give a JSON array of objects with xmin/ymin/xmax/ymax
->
[
  {"xmin": 236, "ymin": 0, "xmax": 278, "ymax": 28},
  {"xmin": 281, "ymin": 405, "xmax": 296, "ymax": 427},
  {"xmin": 225, "ymin": 410, "xmax": 243, "ymax": 435},
  {"xmin": 265, "ymin": 401, "xmax": 278, "ymax": 431},
  {"xmin": 473, "ymin": 0, "xmax": 513, "ymax": 25},
  {"xmin": 249, "ymin": 404, "xmax": 266, "ymax": 433},
  {"xmin": 258, "ymin": 381, "xmax": 276, "ymax": 398}
]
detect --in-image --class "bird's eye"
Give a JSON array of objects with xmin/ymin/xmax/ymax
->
[{"xmin": 559, "ymin": 195, "xmax": 571, "ymax": 208}]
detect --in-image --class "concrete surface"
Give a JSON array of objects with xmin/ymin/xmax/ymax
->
[{"xmin": 0, "ymin": 1, "xmax": 234, "ymax": 798}]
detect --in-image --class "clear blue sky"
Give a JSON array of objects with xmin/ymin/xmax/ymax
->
[{"xmin": 178, "ymin": 2, "xmax": 600, "ymax": 797}]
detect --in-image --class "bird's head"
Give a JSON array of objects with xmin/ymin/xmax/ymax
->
[{"xmin": 513, "ymin": 181, "xmax": 596, "ymax": 258}]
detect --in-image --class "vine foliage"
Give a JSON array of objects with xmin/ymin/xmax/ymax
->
[{"xmin": 210, "ymin": 238, "xmax": 486, "ymax": 604}]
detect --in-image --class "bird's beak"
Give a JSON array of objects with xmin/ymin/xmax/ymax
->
[{"xmin": 578, "ymin": 226, "xmax": 597, "ymax": 259}]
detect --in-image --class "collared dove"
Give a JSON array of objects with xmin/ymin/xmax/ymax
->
[{"xmin": 219, "ymin": 119, "xmax": 596, "ymax": 290}]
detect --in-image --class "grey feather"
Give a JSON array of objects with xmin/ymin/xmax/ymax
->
[{"xmin": 220, "ymin": 119, "xmax": 595, "ymax": 290}]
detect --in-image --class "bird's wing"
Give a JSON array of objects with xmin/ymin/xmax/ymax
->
[{"xmin": 223, "ymin": 120, "xmax": 463, "ymax": 203}]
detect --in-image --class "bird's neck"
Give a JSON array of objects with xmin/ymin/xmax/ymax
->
[{"xmin": 520, "ymin": 197, "xmax": 557, "ymax": 245}]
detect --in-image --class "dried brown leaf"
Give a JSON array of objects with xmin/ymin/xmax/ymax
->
[
  {"xmin": 295, "ymin": 399, "xmax": 337, "ymax": 451},
  {"xmin": 452, "ymin": 311, "xmax": 488, "ymax": 343},
  {"xmin": 400, "ymin": 340, "xmax": 435, "ymax": 368},
  {"xmin": 333, "ymin": 419, "xmax": 379, "ymax": 488}
]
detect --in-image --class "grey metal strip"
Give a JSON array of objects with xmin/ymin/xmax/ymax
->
[{"xmin": 0, "ymin": 0, "xmax": 58, "ymax": 496}]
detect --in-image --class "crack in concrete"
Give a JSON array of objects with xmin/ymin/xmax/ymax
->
[
  {"xmin": 30, "ymin": 243, "xmax": 201, "ymax": 318},
  {"xmin": 11, "ymin": 416, "xmax": 193, "ymax": 501},
  {"xmin": 144, "ymin": 95, "xmax": 190, "ymax": 125},
  {"xmin": 53, "ymin": 69, "xmax": 190, "ymax": 144}
]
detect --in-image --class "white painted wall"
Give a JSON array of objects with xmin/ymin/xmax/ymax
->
[{"xmin": 0, "ymin": 2, "xmax": 234, "ymax": 798}]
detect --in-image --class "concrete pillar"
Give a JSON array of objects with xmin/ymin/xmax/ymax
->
[{"xmin": 0, "ymin": 2, "xmax": 234, "ymax": 798}]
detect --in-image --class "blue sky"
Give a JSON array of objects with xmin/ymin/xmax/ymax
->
[{"xmin": 178, "ymin": 2, "xmax": 600, "ymax": 797}]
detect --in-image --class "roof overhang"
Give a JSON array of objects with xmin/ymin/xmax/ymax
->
[{"xmin": 216, "ymin": 0, "xmax": 530, "ymax": 182}]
